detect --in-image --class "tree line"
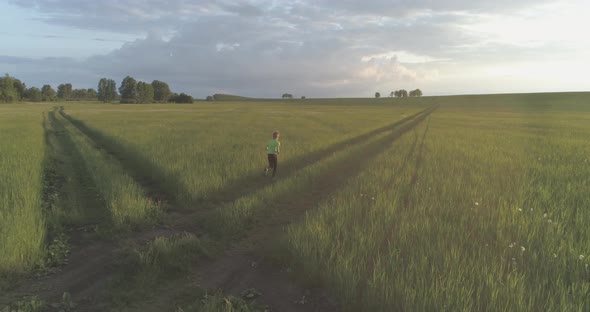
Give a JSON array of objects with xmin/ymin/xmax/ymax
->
[
  {"xmin": 0, "ymin": 74, "xmax": 194, "ymax": 104},
  {"xmin": 375, "ymin": 89, "xmax": 423, "ymax": 98}
]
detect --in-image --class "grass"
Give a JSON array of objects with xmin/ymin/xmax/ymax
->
[
  {"xmin": 53, "ymin": 108, "xmax": 161, "ymax": 228},
  {"xmin": 0, "ymin": 106, "xmax": 46, "ymax": 274},
  {"xmin": 1, "ymin": 93, "xmax": 589, "ymax": 311},
  {"xmin": 62, "ymin": 100, "xmax": 427, "ymax": 207},
  {"xmin": 285, "ymin": 93, "xmax": 590, "ymax": 311}
]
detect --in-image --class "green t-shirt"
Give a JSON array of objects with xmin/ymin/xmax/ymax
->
[{"xmin": 267, "ymin": 139, "xmax": 280, "ymax": 154}]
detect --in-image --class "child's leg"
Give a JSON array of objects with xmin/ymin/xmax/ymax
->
[{"xmin": 272, "ymin": 155, "xmax": 278, "ymax": 177}]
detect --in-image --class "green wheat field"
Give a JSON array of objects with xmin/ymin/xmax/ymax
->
[{"xmin": 1, "ymin": 93, "xmax": 589, "ymax": 311}]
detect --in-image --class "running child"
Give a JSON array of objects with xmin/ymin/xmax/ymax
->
[{"xmin": 265, "ymin": 131, "xmax": 281, "ymax": 177}]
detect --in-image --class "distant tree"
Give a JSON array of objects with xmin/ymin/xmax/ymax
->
[
  {"xmin": 119, "ymin": 76, "xmax": 137, "ymax": 103},
  {"xmin": 375, "ymin": 92, "xmax": 381, "ymax": 98},
  {"xmin": 87, "ymin": 88, "xmax": 98, "ymax": 100},
  {"xmin": 282, "ymin": 93, "xmax": 293, "ymax": 99},
  {"xmin": 301, "ymin": 96, "xmax": 306, "ymax": 100},
  {"xmin": 390, "ymin": 91, "xmax": 394, "ymax": 98},
  {"xmin": 98, "ymin": 78, "xmax": 117, "ymax": 103},
  {"xmin": 57, "ymin": 83, "xmax": 73, "ymax": 100},
  {"xmin": 412, "ymin": 89, "xmax": 423, "ymax": 97},
  {"xmin": 13, "ymin": 78, "xmax": 26, "ymax": 100},
  {"xmin": 394, "ymin": 89, "xmax": 408, "ymax": 98},
  {"xmin": 71, "ymin": 89, "xmax": 86, "ymax": 100},
  {"xmin": 41, "ymin": 84, "xmax": 57, "ymax": 101},
  {"xmin": 174, "ymin": 93, "xmax": 193, "ymax": 103},
  {"xmin": 136, "ymin": 81, "xmax": 154, "ymax": 103},
  {"xmin": 206, "ymin": 95, "xmax": 214, "ymax": 101},
  {"xmin": 151, "ymin": 80, "xmax": 172, "ymax": 103},
  {"xmin": 0, "ymin": 74, "xmax": 19, "ymax": 103},
  {"xmin": 24, "ymin": 87, "xmax": 42, "ymax": 102}
]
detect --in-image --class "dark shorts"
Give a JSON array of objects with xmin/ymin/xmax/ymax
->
[{"xmin": 267, "ymin": 154, "xmax": 278, "ymax": 168}]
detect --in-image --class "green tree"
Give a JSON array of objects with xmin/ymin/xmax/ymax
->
[
  {"xmin": 13, "ymin": 78, "xmax": 26, "ymax": 100},
  {"xmin": 206, "ymin": 95, "xmax": 214, "ymax": 101},
  {"xmin": 24, "ymin": 87, "xmax": 42, "ymax": 102},
  {"xmin": 375, "ymin": 92, "xmax": 381, "ymax": 98},
  {"xmin": 136, "ymin": 81, "xmax": 154, "ymax": 103},
  {"xmin": 282, "ymin": 93, "xmax": 293, "ymax": 99},
  {"xmin": 57, "ymin": 83, "xmax": 73, "ymax": 100},
  {"xmin": 97, "ymin": 78, "xmax": 117, "ymax": 103},
  {"xmin": 87, "ymin": 88, "xmax": 98, "ymax": 100},
  {"xmin": 119, "ymin": 76, "xmax": 137, "ymax": 103},
  {"xmin": 0, "ymin": 74, "xmax": 18, "ymax": 103},
  {"xmin": 98, "ymin": 78, "xmax": 117, "ymax": 103},
  {"xmin": 151, "ymin": 80, "xmax": 171, "ymax": 102},
  {"xmin": 72, "ymin": 89, "xmax": 88, "ymax": 100},
  {"xmin": 394, "ymin": 90, "xmax": 408, "ymax": 98},
  {"xmin": 174, "ymin": 93, "xmax": 193, "ymax": 103},
  {"xmin": 41, "ymin": 84, "xmax": 57, "ymax": 101}
]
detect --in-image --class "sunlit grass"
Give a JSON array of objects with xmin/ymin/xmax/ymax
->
[
  {"xmin": 64, "ymin": 101, "xmax": 428, "ymax": 206},
  {"xmin": 0, "ymin": 106, "xmax": 46, "ymax": 274},
  {"xmin": 286, "ymin": 94, "xmax": 590, "ymax": 311}
]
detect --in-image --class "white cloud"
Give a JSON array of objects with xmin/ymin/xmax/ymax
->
[
  {"xmin": 361, "ymin": 51, "xmax": 447, "ymax": 64},
  {"xmin": 2, "ymin": 0, "xmax": 590, "ymax": 97},
  {"xmin": 216, "ymin": 42, "xmax": 240, "ymax": 52}
]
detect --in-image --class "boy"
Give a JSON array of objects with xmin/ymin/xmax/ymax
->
[{"xmin": 265, "ymin": 131, "xmax": 281, "ymax": 177}]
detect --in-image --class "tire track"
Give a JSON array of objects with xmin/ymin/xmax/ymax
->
[
  {"xmin": 58, "ymin": 107, "xmax": 171, "ymax": 207},
  {"xmin": 59, "ymin": 106, "xmax": 435, "ymax": 210},
  {"xmin": 184, "ymin": 105, "xmax": 438, "ymax": 312},
  {"xmin": 403, "ymin": 113, "xmax": 432, "ymax": 210}
]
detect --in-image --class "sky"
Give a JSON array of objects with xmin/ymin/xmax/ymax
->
[{"xmin": 1, "ymin": 0, "xmax": 589, "ymax": 98}]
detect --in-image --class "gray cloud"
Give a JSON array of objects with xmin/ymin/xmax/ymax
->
[{"xmin": 5, "ymin": 0, "xmax": 587, "ymax": 97}]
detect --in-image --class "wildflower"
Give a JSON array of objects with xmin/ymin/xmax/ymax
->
[
  {"xmin": 371, "ymin": 197, "xmax": 375, "ymax": 200},
  {"xmin": 553, "ymin": 253, "xmax": 557, "ymax": 258},
  {"xmin": 509, "ymin": 243, "xmax": 515, "ymax": 248},
  {"xmin": 475, "ymin": 202, "xmax": 479, "ymax": 206},
  {"xmin": 580, "ymin": 255, "xmax": 585, "ymax": 260},
  {"xmin": 543, "ymin": 213, "xmax": 548, "ymax": 218},
  {"xmin": 511, "ymin": 257, "xmax": 516, "ymax": 262},
  {"xmin": 548, "ymin": 219, "xmax": 552, "ymax": 224},
  {"xmin": 517, "ymin": 208, "xmax": 523, "ymax": 212},
  {"xmin": 521, "ymin": 246, "xmax": 526, "ymax": 252}
]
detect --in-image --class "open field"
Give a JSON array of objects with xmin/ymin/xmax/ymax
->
[{"xmin": 1, "ymin": 93, "xmax": 589, "ymax": 311}]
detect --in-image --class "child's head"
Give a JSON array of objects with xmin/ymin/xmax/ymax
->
[{"xmin": 273, "ymin": 131, "xmax": 280, "ymax": 139}]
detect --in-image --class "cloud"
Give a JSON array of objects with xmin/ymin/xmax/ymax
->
[{"xmin": 4, "ymin": 0, "xmax": 590, "ymax": 97}]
